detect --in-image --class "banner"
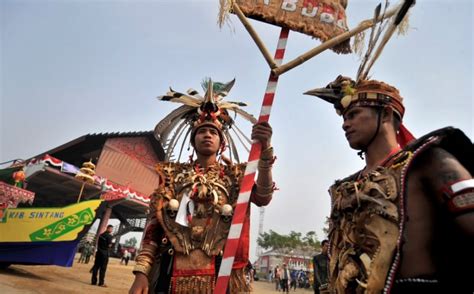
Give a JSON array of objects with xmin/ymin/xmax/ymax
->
[
  {"xmin": 0, "ymin": 200, "xmax": 102, "ymax": 242},
  {"xmin": 235, "ymin": 0, "xmax": 350, "ymax": 53}
]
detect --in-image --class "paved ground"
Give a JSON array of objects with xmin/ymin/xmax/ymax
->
[{"xmin": 0, "ymin": 255, "xmax": 313, "ymax": 293}]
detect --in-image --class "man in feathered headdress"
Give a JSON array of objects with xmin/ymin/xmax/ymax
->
[
  {"xmin": 129, "ymin": 78, "xmax": 276, "ymax": 293},
  {"xmin": 305, "ymin": 76, "xmax": 474, "ymax": 293}
]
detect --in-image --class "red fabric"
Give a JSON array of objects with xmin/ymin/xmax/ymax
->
[
  {"xmin": 397, "ymin": 123, "xmax": 416, "ymax": 148},
  {"xmin": 172, "ymin": 257, "xmax": 215, "ymax": 277}
]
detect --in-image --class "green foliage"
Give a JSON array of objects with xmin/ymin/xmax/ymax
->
[
  {"xmin": 322, "ymin": 217, "xmax": 330, "ymax": 238},
  {"xmin": 257, "ymin": 230, "xmax": 321, "ymax": 252},
  {"xmin": 124, "ymin": 237, "xmax": 138, "ymax": 248},
  {"xmin": 201, "ymin": 77, "xmax": 226, "ymax": 93}
]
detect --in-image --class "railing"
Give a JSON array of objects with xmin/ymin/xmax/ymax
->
[{"xmin": 112, "ymin": 217, "xmax": 147, "ymax": 237}]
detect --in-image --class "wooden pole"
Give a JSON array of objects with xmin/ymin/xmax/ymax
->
[
  {"xmin": 214, "ymin": 28, "xmax": 290, "ymax": 294},
  {"xmin": 232, "ymin": 3, "xmax": 278, "ymax": 69},
  {"xmin": 272, "ymin": 6, "xmax": 399, "ymax": 76},
  {"xmin": 77, "ymin": 182, "xmax": 86, "ymax": 203},
  {"xmin": 360, "ymin": 0, "xmax": 414, "ymax": 80}
]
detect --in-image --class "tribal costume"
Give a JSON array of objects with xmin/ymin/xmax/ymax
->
[
  {"xmin": 305, "ymin": 77, "xmax": 474, "ymax": 293},
  {"xmin": 133, "ymin": 79, "xmax": 275, "ymax": 293}
]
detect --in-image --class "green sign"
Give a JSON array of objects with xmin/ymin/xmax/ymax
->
[{"xmin": 29, "ymin": 208, "xmax": 94, "ymax": 241}]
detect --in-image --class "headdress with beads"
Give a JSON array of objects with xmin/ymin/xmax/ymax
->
[
  {"xmin": 154, "ymin": 78, "xmax": 257, "ymax": 162},
  {"xmin": 304, "ymin": 0, "xmax": 415, "ymax": 147},
  {"xmin": 305, "ymin": 75, "xmax": 404, "ymax": 118}
]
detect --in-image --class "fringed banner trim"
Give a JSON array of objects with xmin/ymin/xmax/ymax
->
[{"xmin": 171, "ymin": 275, "xmax": 215, "ymax": 294}]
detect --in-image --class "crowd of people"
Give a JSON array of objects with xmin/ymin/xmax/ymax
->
[{"xmin": 268, "ymin": 264, "xmax": 313, "ymax": 293}]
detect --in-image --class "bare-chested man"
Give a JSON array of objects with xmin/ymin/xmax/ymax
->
[{"xmin": 305, "ymin": 76, "xmax": 474, "ymax": 293}]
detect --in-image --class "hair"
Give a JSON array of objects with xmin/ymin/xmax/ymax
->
[
  {"xmin": 368, "ymin": 106, "xmax": 401, "ymax": 132},
  {"xmin": 321, "ymin": 239, "xmax": 329, "ymax": 246},
  {"xmin": 392, "ymin": 114, "xmax": 401, "ymax": 132},
  {"xmin": 190, "ymin": 125, "xmax": 223, "ymax": 147},
  {"xmin": 107, "ymin": 225, "xmax": 113, "ymax": 229}
]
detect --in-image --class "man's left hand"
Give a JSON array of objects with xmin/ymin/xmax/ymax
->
[{"xmin": 251, "ymin": 122, "xmax": 272, "ymax": 150}]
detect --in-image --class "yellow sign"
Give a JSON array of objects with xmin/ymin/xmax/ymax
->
[{"xmin": 0, "ymin": 200, "xmax": 102, "ymax": 242}]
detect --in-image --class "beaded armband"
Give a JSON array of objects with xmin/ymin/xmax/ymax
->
[
  {"xmin": 133, "ymin": 243, "xmax": 158, "ymax": 276},
  {"xmin": 259, "ymin": 146, "xmax": 276, "ymax": 170},
  {"xmin": 255, "ymin": 182, "xmax": 277, "ymax": 198},
  {"xmin": 441, "ymin": 179, "xmax": 474, "ymax": 214}
]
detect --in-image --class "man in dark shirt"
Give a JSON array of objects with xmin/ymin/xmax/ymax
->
[
  {"xmin": 280, "ymin": 263, "xmax": 290, "ymax": 293},
  {"xmin": 91, "ymin": 224, "xmax": 113, "ymax": 287},
  {"xmin": 313, "ymin": 240, "xmax": 329, "ymax": 294}
]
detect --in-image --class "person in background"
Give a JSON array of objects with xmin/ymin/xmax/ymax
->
[
  {"xmin": 313, "ymin": 240, "xmax": 329, "ymax": 294},
  {"xmin": 91, "ymin": 224, "xmax": 113, "ymax": 287}
]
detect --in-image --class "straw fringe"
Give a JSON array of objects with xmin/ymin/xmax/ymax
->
[
  {"xmin": 397, "ymin": 11, "xmax": 410, "ymax": 36},
  {"xmin": 218, "ymin": 0, "xmax": 234, "ymax": 28},
  {"xmin": 228, "ymin": 268, "xmax": 252, "ymax": 293},
  {"xmin": 352, "ymin": 30, "xmax": 366, "ymax": 58},
  {"xmin": 171, "ymin": 275, "xmax": 215, "ymax": 294}
]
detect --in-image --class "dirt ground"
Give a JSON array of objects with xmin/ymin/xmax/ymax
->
[{"xmin": 0, "ymin": 254, "xmax": 312, "ymax": 293}]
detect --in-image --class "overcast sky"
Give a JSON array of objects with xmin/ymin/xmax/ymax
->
[{"xmin": 1, "ymin": 0, "xmax": 473, "ymax": 262}]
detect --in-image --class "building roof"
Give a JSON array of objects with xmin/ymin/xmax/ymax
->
[
  {"xmin": 30, "ymin": 131, "xmax": 164, "ymax": 167},
  {"xmin": 18, "ymin": 131, "xmax": 165, "ymax": 216},
  {"xmin": 260, "ymin": 247, "xmax": 320, "ymax": 259}
]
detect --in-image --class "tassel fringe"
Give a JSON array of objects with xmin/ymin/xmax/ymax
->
[
  {"xmin": 171, "ymin": 275, "xmax": 215, "ymax": 294},
  {"xmin": 218, "ymin": 0, "xmax": 234, "ymax": 29},
  {"xmin": 352, "ymin": 31, "xmax": 366, "ymax": 58},
  {"xmin": 229, "ymin": 267, "xmax": 252, "ymax": 293},
  {"xmin": 397, "ymin": 11, "xmax": 410, "ymax": 36}
]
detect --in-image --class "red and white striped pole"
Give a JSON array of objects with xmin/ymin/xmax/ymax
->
[{"xmin": 214, "ymin": 27, "xmax": 289, "ymax": 294}]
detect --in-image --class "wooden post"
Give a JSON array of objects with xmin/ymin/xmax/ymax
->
[
  {"xmin": 77, "ymin": 182, "xmax": 86, "ymax": 203},
  {"xmin": 232, "ymin": 3, "xmax": 278, "ymax": 69},
  {"xmin": 272, "ymin": 6, "xmax": 398, "ymax": 76},
  {"xmin": 97, "ymin": 206, "xmax": 112, "ymax": 233}
]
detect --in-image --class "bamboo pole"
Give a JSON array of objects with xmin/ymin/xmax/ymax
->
[
  {"xmin": 77, "ymin": 182, "xmax": 86, "ymax": 203},
  {"xmin": 232, "ymin": 3, "xmax": 278, "ymax": 69},
  {"xmin": 272, "ymin": 6, "xmax": 399, "ymax": 76},
  {"xmin": 360, "ymin": 0, "xmax": 414, "ymax": 80}
]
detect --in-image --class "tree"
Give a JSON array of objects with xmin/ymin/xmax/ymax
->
[
  {"xmin": 257, "ymin": 230, "xmax": 287, "ymax": 251},
  {"xmin": 288, "ymin": 231, "xmax": 302, "ymax": 248},
  {"xmin": 322, "ymin": 217, "xmax": 330, "ymax": 238},
  {"xmin": 124, "ymin": 237, "xmax": 138, "ymax": 248},
  {"xmin": 303, "ymin": 231, "xmax": 320, "ymax": 250},
  {"xmin": 257, "ymin": 230, "xmax": 321, "ymax": 252}
]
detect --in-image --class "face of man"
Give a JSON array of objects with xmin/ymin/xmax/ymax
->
[
  {"xmin": 342, "ymin": 106, "xmax": 379, "ymax": 150},
  {"xmin": 322, "ymin": 242, "xmax": 329, "ymax": 254},
  {"xmin": 107, "ymin": 226, "xmax": 113, "ymax": 233},
  {"xmin": 193, "ymin": 126, "xmax": 221, "ymax": 156}
]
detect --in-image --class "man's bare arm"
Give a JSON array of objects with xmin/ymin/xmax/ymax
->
[{"xmin": 421, "ymin": 147, "xmax": 474, "ymax": 237}]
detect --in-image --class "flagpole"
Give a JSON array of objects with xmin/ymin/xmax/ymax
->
[{"xmin": 214, "ymin": 27, "xmax": 289, "ymax": 294}]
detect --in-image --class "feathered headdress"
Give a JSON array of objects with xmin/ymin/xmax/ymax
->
[
  {"xmin": 304, "ymin": 0, "xmax": 416, "ymax": 146},
  {"xmin": 154, "ymin": 78, "xmax": 257, "ymax": 162}
]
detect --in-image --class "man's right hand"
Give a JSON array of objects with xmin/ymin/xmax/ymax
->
[{"xmin": 129, "ymin": 273, "xmax": 149, "ymax": 294}]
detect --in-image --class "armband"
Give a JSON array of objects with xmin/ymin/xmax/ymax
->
[{"xmin": 442, "ymin": 179, "xmax": 474, "ymax": 214}]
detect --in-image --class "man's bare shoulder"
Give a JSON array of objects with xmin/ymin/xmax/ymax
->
[{"xmin": 412, "ymin": 147, "xmax": 469, "ymax": 186}]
